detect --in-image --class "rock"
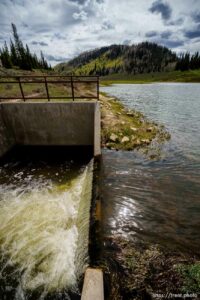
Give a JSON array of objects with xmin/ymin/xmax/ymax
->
[
  {"xmin": 121, "ymin": 136, "xmax": 130, "ymax": 143},
  {"xmin": 121, "ymin": 121, "xmax": 125, "ymax": 125},
  {"xmin": 131, "ymin": 127, "xmax": 138, "ymax": 132},
  {"xmin": 106, "ymin": 143, "xmax": 112, "ymax": 148},
  {"xmin": 147, "ymin": 127, "xmax": 153, "ymax": 132},
  {"xmin": 135, "ymin": 139, "xmax": 141, "ymax": 145},
  {"xmin": 131, "ymin": 135, "xmax": 136, "ymax": 141},
  {"xmin": 109, "ymin": 133, "xmax": 118, "ymax": 142},
  {"xmin": 117, "ymin": 112, "xmax": 121, "ymax": 115},
  {"xmin": 141, "ymin": 139, "xmax": 150, "ymax": 144}
]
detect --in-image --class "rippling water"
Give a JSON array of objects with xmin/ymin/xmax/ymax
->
[
  {"xmin": 101, "ymin": 83, "xmax": 200, "ymax": 253},
  {"xmin": 0, "ymin": 148, "xmax": 93, "ymax": 300}
]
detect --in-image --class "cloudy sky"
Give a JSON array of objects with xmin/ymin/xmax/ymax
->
[{"xmin": 0, "ymin": 0, "xmax": 200, "ymax": 66}]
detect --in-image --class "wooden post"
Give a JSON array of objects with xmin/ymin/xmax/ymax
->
[{"xmin": 18, "ymin": 77, "xmax": 25, "ymax": 101}]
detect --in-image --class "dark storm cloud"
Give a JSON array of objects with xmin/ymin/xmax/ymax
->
[
  {"xmin": 31, "ymin": 41, "xmax": 48, "ymax": 46},
  {"xmin": 68, "ymin": 0, "xmax": 87, "ymax": 5},
  {"xmin": 69, "ymin": 0, "xmax": 104, "ymax": 5},
  {"xmin": 146, "ymin": 30, "xmax": 172, "ymax": 40},
  {"xmin": 192, "ymin": 12, "xmax": 200, "ymax": 23},
  {"xmin": 163, "ymin": 40, "xmax": 184, "ymax": 48},
  {"xmin": 161, "ymin": 30, "xmax": 172, "ymax": 39},
  {"xmin": 145, "ymin": 31, "xmax": 158, "ymax": 38},
  {"xmin": 184, "ymin": 28, "xmax": 200, "ymax": 39},
  {"xmin": 45, "ymin": 54, "xmax": 69, "ymax": 62},
  {"xmin": 101, "ymin": 21, "xmax": 115, "ymax": 30},
  {"xmin": 149, "ymin": 0, "xmax": 172, "ymax": 21},
  {"xmin": 167, "ymin": 18, "xmax": 184, "ymax": 26},
  {"xmin": 53, "ymin": 33, "xmax": 67, "ymax": 40}
]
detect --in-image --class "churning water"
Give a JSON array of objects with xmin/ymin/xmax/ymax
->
[
  {"xmin": 101, "ymin": 83, "xmax": 200, "ymax": 253},
  {"xmin": 0, "ymin": 149, "xmax": 93, "ymax": 299}
]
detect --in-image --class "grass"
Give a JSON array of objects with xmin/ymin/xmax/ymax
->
[
  {"xmin": 177, "ymin": 263, "xmax": 200, "ymax": 293},
  {"xmin": 101, "ymin": 237, "xmax": 200, "ymax": 300},
  {"xmin": 101, "ymin": 69, "xmax": 200, "ymax": 85}
]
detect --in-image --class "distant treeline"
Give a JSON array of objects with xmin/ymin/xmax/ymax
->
[
  {"xmin": 0, "ymin": 24, "xmax": 51, "ymax": 70},
  {"xmin": 176, "ymin": 52, "xmax": 200, "ymax": 71}
]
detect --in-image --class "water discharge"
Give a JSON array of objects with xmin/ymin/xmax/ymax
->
[{"xmin": 0, "ymin": 156, "xmax": 93, "ymax": 299}]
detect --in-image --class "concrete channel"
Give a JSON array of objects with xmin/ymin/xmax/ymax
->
[{"xmin": 0, "ymin": 101, "xmax": 104, "ymax": 299}]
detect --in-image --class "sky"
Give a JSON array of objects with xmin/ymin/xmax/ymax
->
[{"xmin": 0, "ymin": 0, "xmax": 200, "ymax": 66}]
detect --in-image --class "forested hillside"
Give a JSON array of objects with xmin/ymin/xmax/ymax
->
[
  {"xmin": 55, "ymin": 42, "xmax": 200, "ymax": 76},
  {"xmin": 55, "ymin": 42, "xmax": 177, "ymax": 75}
]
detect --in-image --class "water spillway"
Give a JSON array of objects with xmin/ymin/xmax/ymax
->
[{"xmin": 0, "ymin": 149, "xmax": 94, "ymax": 299}]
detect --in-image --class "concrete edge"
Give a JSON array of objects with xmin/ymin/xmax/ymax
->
[
  {"xmin": 81, "ymin": 268, "xmax": 104, "ymax": 300},
  {"xmin": 94, "ymin": 102, "xmax": 101, "ymax": 157}
]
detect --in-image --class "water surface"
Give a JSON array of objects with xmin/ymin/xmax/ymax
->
[{"xmin": 101, "ymin": 83, "xmax": 200, "ymax": 253}]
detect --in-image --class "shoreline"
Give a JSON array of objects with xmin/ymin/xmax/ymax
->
[{"xmin": 100, "ymin": 92, "xmax": 170, "ymax": 159}]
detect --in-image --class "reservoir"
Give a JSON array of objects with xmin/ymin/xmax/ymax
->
[{"xmin": 101, "ymin": 83, "xmax": 200, "ymax": 252}]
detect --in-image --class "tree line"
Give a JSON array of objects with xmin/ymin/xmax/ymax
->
[
  {"xmin": 176, "ymin": 52, "xmax": 200, "ymax": 71},
  {"xmin": 0, "ymin": 24, "xmax": 51, "ymax": 70}
]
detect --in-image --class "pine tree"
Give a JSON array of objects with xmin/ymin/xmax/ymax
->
[
  {"xmin": 0, "ymin": 23, "xmax": 51, "ymax": 70},
  {"xmin": 0, "ymin": 42, "xmax": 12, "ymax": 68}
]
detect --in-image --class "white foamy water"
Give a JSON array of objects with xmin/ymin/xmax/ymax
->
[{"xmin": 0, "ymin": 160, "xmax": 93, "ymax": 297}]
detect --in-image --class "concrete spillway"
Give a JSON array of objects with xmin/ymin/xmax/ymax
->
[
  {"xmin": 0, "ymin": 101, "xmax": 101, "ymax": 158},
  {"xmin": 0, "ymin": 101, "xmax": 103, "ymax": 299}
]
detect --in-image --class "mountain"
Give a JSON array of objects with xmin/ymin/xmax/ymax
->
[{"xmin": 55, "ymin": 42, "xmax": 178, "ymax": 76}]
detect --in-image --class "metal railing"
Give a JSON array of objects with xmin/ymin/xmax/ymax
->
[{"xmin": 0, "ymin": 75, "xmax": 100, "ymax": 102}]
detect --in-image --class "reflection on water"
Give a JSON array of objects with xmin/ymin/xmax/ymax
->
[
  {"xmin": 0, "ymin": 148, "xmax": 93, "ymax": 300},
  {"xmin": 101, "ymin": 150, "xmax": 200, "ymax": 252},
  {"xmin": 100, "ymin": 83, "xmax": 200, "ymax": 253}
]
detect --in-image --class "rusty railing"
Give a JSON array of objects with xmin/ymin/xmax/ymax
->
[{"xmin": 0, "ymin": 75, "xmax": 100, "ymax": 102}]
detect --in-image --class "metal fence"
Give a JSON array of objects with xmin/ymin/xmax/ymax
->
[{"xmin": 0, "ymin": 75, "xmax": 100, "ymax": 101}]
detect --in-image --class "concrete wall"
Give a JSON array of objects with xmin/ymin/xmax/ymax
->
[
  {"xmin": 0, "ymin": 102, "xmax": 101, "ymax": 157},
  {"xmin": 0, "ymin": 105, "xmax": 15, "ymax": 158},
  {"xmin": 94, "ymin": 102, "xmax": 101, "ymax": 157}
]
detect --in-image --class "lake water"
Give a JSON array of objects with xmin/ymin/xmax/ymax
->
[{"xmin": 101, "ymin": 83, "xmax": 200, "ymax": 253}]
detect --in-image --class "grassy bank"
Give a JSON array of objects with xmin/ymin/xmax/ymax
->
[
  {"xmin": 100, "ymin": 92, "xmax": 170, "ymax": 158},
  {"xmin": 101, "ymin": 69, "xmax": 200, "ymax": 85}
]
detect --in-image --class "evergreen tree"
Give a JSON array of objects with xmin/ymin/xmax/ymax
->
[
  {"xmin": 0, "ymin": 23, "xmax": 51, "ymax": 70},
  {"xmin": 0, "ymin": 42, "xmax": 12, "ymax": 68}
]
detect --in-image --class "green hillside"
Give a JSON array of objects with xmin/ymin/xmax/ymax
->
[{"xmin": 55, "ymin": 42, "xmax": 177, "ymax": 76}]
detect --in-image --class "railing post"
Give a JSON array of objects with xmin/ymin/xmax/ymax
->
[
  {"xmin": 71, "ymin": 76, "xmax": 75, "ymax": 101},
  {"xmin": 18, "ymin": 77, "xmax": 25, "ymax": 101},
  {"xmin": 97, "ymin": 76, "xmax": 99, "ymax": 101},
  {"xmin": 44, "ymin": 77, "xmax": 50, "ymax": 101}
]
